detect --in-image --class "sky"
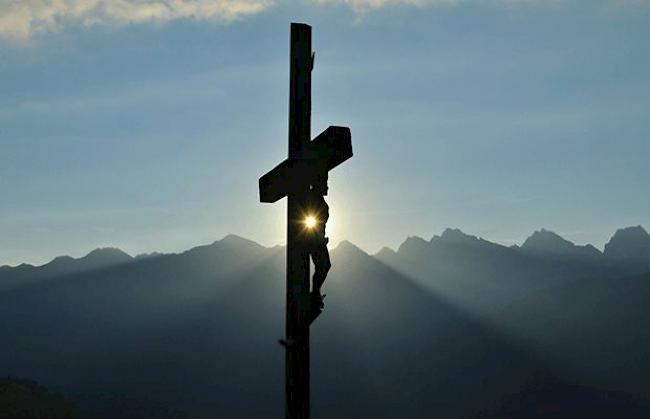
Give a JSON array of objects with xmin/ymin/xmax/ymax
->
[{"xmin": 0, "ymin": 0, "xmax": 649, "ymax": 265}]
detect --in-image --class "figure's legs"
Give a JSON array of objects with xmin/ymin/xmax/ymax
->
[{"xmin": 311, "ymin": 244, "xmax": 331, "ymax": 308}]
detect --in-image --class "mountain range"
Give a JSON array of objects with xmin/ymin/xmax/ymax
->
[{"xmin": 2, "ymin": 226, "xmax": 650, "ymax": 418}]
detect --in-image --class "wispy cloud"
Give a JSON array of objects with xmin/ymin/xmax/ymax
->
[
  {"xmin": 312, "ymin": 0, "xmax": 649, "ymax": 15},
  {"xmin": 312, "ymin": 0, "xmax": 526, "ymax": 14},
  {"xmin": 0, "ymin": 0, "xmax": 273, "ymax": 40},
  {"xmin": 2, "ymin": 0, "xmax": 645, "ymax": 40},
  {"xmin": 311, "ymin": 0, "xmax": 453, "ymax": 15}
]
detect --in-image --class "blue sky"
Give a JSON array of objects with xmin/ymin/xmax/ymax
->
[{"xmin": 0, "ymin": 0, "xmax": 648, "ymax": 265}]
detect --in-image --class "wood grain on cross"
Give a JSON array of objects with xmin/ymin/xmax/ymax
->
[{"xmin": 258, "ymin": 23, "xmax": 353, "ymax": 419}]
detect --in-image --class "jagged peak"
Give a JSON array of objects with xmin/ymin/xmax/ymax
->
[
  {"xmin": 397, "ymin": 236, "xmax": 429, "ymax": 254},
  {"xmin": 184, "ymin": 234, "xmax": 266, "ymax": 257},
  {"xmin": 436, "ymin": 228, "xmax": 480, "ymax": 244},
  {"xmin": 213, "ymin": 234, "xmax": 267, "ymax": 250},
  {"xmin": 404, "ymin": 235, "xmax": 428, "ymax": 243},
  {"xmin": 84, "ymin": 247, "xmax": 132, "ymax": 260},
  {"xmin": 610, "ymin": 225, "xmax": 648, "ymax": 239},
  {"xmin": 220, "ymin": 233, "xmax": 259, "ymax": 245},
  {"xmin": 522, "ymin": 229, "xmax": 574, "ymax": 248},
  {"xmin": 375, "ymin": 246, "xmax": 397, "ymax": 258},
  {"xmin": 329, "ymin": 240, "xmax": 370, "ymax": 263},
  {"xmin": 334, "ymin": 240, "xmax": 368, "ymax": 256},
  {"xmin": 522, "ymin": 229, "xmax": 602, "ymax": 258},
  {"xmin": 49, "ymin": 255, "xmax": 74, "ymax": 264},
  {"xmin": 529, "ymin": 228, "xmax": 564, "ymax": 238},
  {"xmin": 604, "ymin": 225, "xmax": 650, "ymax": 259},
  {"xmin": 32, "ymin": 248, "xmax": 132, "ymax": 271}
]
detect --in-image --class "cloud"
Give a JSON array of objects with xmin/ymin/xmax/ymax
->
[
  {"xmin": 310, "ymin": 0, "xmax": 560, "ymax": 16},
  {"xmin": 1, "ymin": 0, "xmax": 645, "ymax": 41},
  {"xmin": 314, "ymin": 0, "xmax": 457, "ymax": 9},
  {"xmin": 0, "ymin": 0, "xmax": 273, "ymax": 40},
  {"xmin": 312, "ymin": 0, "xmax": 649, "ymax": 14}
]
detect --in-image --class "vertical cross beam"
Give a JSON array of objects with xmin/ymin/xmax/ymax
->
[
  {"xmin": 286, "ymin": 22, "xmax": 312, "ymax": 419},
  {"xmin": 260, "ymin": 22, "xmax": 351, "ymax": 419}
]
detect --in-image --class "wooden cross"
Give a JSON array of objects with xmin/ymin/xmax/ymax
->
[{"xmin": 258, "ymin": 23, "xmax": 353, "ymax": 419}]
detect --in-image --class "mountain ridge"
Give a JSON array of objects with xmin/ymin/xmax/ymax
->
[
  {"xmin": 1, "ymin": 226, "xmax": 650, "ymax": 418},
  {"xmin": 2, "ymin": 226, "xmax": 648, "ymax": 271}
]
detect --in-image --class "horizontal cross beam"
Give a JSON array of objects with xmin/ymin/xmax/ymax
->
[{"xmin": 259, "ymin": 125, "xmax": 352, "ymax": 203}]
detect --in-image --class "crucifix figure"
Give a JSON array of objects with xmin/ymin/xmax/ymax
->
[
  {"xmin": 258, "ymin": 23, "xmax": 353, "ymax": 419},
  {"xmin": 305, "ymin": 171, "xmax": 331, "ymax": 314}
]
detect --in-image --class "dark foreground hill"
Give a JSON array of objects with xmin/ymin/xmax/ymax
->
[
  {"xmin": 0, "ymin": 377, "xmax": 81, "ymax": 419},
  {"xmin": 1, "ymin": 228, "xmax": 650, "ymax": 418}
]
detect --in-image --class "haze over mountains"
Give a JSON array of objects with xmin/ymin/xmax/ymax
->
[
  {"xmin": 2, "ymin": 226, "xmax": 650, "ymax": 418},
  {"xmin": 4, "ymin": 225, "xmax": 650, "ymax": 274}
]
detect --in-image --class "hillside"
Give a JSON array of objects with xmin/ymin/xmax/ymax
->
[{"xmin": 1, "ymin": 229, "xmax": 650, "ymax": 418}]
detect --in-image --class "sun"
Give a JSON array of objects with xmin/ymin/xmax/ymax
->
[{"xmin": 304, "ymin": 215, "xmax": 318, "ymax": 229}]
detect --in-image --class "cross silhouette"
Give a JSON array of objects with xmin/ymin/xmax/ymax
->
[{"xmin": 258, "ymin": 23, "xmax": 353, "ymax": 419}]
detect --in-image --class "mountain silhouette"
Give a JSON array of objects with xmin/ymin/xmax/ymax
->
[
  {"xmin": 0, "ymin": 247, "xmax": 133, "ymax": 292},
  {"xmin": 1, "ymin": 228, "xmax": 650, "ymax": 418},
  {"xmin": 604, "ymin": 226, "xmax": 650, "ymax": 259},
  {"xmin": 520, "ymin": 228, "xmax": 602, "ymax": 259}
]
